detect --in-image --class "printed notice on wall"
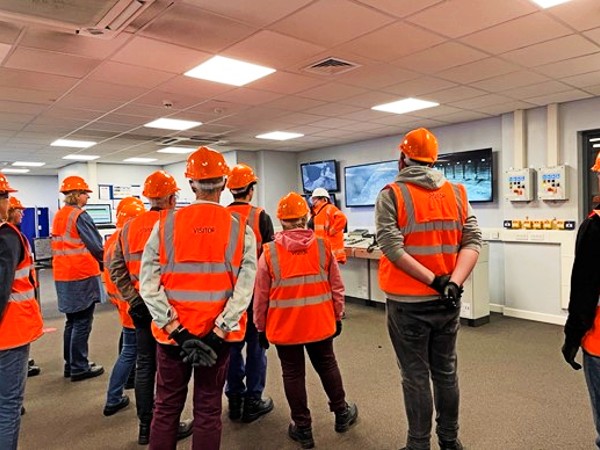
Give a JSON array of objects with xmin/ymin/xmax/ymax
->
[
  {"xmin": 112, "ymin": 185, "xmax": 132, "ymax": 199},
  {"xmin": 98, "ymin": 185, "xmax": 111, "ymax": 200}
]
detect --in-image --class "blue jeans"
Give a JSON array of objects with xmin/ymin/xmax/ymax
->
[
  {"xmin": 106, "ymin": 327, "xmax": 137, "ymax": 406},
  {"xmin": 584, "ymin": 351, "xmax": 600, "ymax": 448},
  {"xmin": 0, "ymin": 344, "xmax": 30, "ymax": 450},
  {"xmin": 64, "ymin": 302, "xmax": 96, "ymax": 375},
  {"xmin": 387, "ymin": 299, "xmax": 461, "ymax": 450},
  {"xmin": 226, "ymin": 310, "xmax": 267, "ymax": 399}
]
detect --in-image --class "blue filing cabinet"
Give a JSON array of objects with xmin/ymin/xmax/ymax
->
[{"xmin": 21, "ymin": 207, "xmax": 50, "ymax": 250}]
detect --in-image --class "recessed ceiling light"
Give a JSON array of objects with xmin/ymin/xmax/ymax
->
[
  {"xmin": 62, "ymin": 154, "xmax": 100, "ymax": 161},
  {"xmin": 372, "ymin": 98, "xmax": 439, "ymax": 115},
  {"xmin": 256, "ymin": 131, "xmax": 304, "ymax": 141},
  {"xmin": 529, "ymin": 0, "xmax": 571, "ymax": 8},
  {"xmin": 590, "ymin": 138, "xmax": 600, "ymax": 143},
  {"xmin": 594, "ymin": 144, "xmax": 600, "ymax": 148},
  {"xmin": 51, "ymin": 139, "xmax": 97, "ymax": 148},
  {"xmin": 12, "ymin": 161, "xmax": 45, "ymax": 167},
  {"xmin": 2, "ymin": 168, "xmax": 30, "ymax": 174},
  {"xmin": 123, "ymin": 157, "xmax": 158, "ymax": 163},
  {"xmin": 185, "ymin": 55, "xmax": 276, "ymax": 87},
  {"xmin": 144, "ymin": 118, "xmax": 202, "ymax": 131},
  {"xmin": 156, "ymin": 146, "xmax": 196, "ymax": 154}
]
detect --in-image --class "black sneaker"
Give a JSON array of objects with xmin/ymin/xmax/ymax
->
[
  {"xmin": 440, "ymin": 439, "xmax": 464, "ymax": 450},
  {"xmin": 103, "ymin": 395, "xmax": 130, "ymax": 416},
  {"xmin": 334, "ymin": 402, "xmax": 358, "ymax": 433},
  {"xmin": 242, "ymin": 397, "xmax": 274, "ymax": 423},
  {"xmin": 138, "ymin": 422, "xmax": 150, "ymax": 445},
  {"xmin": 177, "ymin": 419, "xmax": 193, "ymax": 441},
  {"xmin": 27, "ymin": 365, "xmax": 41, "ymax": 377},
  {"xmin": 65, "ymin": 361, "xmax": 96, "ymax": 378},
  {"xmin": 288, "ymin": 424, "xmax": 314, "ymax": 449},
  {"xmin": 228, "ymin": 395, "xmax": 244, "ymax": 421},
  {"xmin": 71, "ymin": 364, "xmax": 104, "ymax": 382}
]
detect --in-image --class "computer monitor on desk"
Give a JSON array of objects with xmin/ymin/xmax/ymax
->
[
  {"xmin": 85, "ymin": 204, "xmax": 113, "ymax": 227},
  {"xmin": 33, "ymin": 237, "xmax": 52, "ymax": 266}
]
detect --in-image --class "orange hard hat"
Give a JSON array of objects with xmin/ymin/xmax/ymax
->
[
  {"xmin": 143, "ymin": 170, "xmax": 180, "ymax": 198},
  {"xmin": 277, "ymin": 192, "xmax": 309, "ymax": 220},
  {"xmin": 227, "ymin": 164, "xmax": 258, "ymax": 191},
  {"xmin": 185, "ymin": 146, "xmax": 230, "ymax": 180},
  {"xmin": 0, "ymin": 173, "xmax": 17, "ymax": 193},
  {"xmin": 592, "ymin": 153, "xmax": 600, "ymax": 172},
  {"xmin": 399, "ymin": 128, "xmax": 438, "ymax": 164},
  {"xmin": 116, "ymin": 198, "xmax": 146, "ymax": 228},
  {"xmin": 8, "ymin": 196, "xmax": 25, "ymax": 210},
  {"xmin": 60, "ymin": 175, "xmax": 92, "ymax": 193}
]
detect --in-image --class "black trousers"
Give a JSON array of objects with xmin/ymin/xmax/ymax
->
[{"xmin": 133, "ymin": 319, "xmax": 157, "ymax": 425}]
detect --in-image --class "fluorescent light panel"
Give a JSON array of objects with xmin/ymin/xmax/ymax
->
[
  {"xmin": 62, "ymin": 154, "xmax": 100, "ymax": 161},
  {"xmin": 2, "ymin": 168, "xmax": 30, "ymax": 174},
  {"xmin": 123, "ymin": 157, "xmax": 157, "ymax": 163},
  {"xmin": 593, "ymin": 144, "xmax": 600, "ymax": 148},
  {"xmin": 372, "ymin": 98, "xmax": 439, "ymax": 115},
  {"xmin": 590, "ymin": 138, "xmax": 600, "ymax": 143},
  {"xmin": 529, "ymin": 0, "xmax": 571, "ymax": 8},
  {"xmin": 185, "ymin": 56, "xmax": 276, "ymax": 87},
  {"xmin": 156, "ymin": 146, "xmax": 196, "ymax": 154},
  {"xmin": 51, "ymin": 139, "xmax": 97, "ymax": 148},
  {"xmin": 256, "ymin": 131, "xmax": 304, "ymax": 141},
  {"xmin": 144, "ymin": 118, "xmax": 202, "ymax": 131},
  {"xmin": 12, "ymin": 161, "xmax": 45, "ymax": 167}
]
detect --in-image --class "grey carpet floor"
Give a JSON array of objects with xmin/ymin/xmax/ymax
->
[{"xmin": 18, "ymin": 272, "xmax": 595, "ymax": 449}]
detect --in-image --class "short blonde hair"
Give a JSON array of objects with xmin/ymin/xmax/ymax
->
[
  {"xmin": 281, "ymin": 215, "xmax": 307, "ymax": 230},
  {"xmin": 64, "ymin": 190, "xmax": 84, "ymax": 205}
]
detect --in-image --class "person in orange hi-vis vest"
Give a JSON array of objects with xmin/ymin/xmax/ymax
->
[
  {"xmin": 7, "ymin": 196, "xmax": 41, "ymax": 378},
  {"xmin": 108, "ymin": 171, "xmax": 192, "ymax": 445},
  {"xmin": 0, "ymin": 174, "xmax": 43, "ymax": 450},
  {"xmin": 225, "ymin": 163, "xmax": 275, "ymax": 423},
  {"xmin": 102, "ymin": 197, "xmax": 145, "ymax": 417},
  {"xmin": 563, "ymin": 151, "xmax": 600, "ymax": 448},
  {"xmin": 51, "ymin": 176, "xmax": 105, "ymax": 382},
  {"xmin": 140, "ymin": 147, "xmax": 256, "ymax": 450},
  {"xmin": 375, "ymin": 128, "xmax": 482, "ymax": 450},
  {"xmin": 254, "ymin": 192, "xmax": 358, "ymax": 450},
  {"xmin": 309, "ymin": 187, "xmax": 347, "ymax": 264}
]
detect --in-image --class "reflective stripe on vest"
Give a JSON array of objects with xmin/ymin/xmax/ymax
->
[
  {"xmin": 121, "ymin": 210, "xmax": 160, "ymax": 289},
  {"xmin": 0, "ymin": 222, "xmax": 44, "ymax": 350},
  {"xmin": 227, "ymin": 204, "xmax": 263, "ymax": 257},
  {"xmin": 313, "ymin": 203, "xmax": 346, "ymax": 263},
  {"xmin": 103, "ymin": 230, "xmax": 134, "ymax": 329},
  {"xmin": 378, "ymin": 181, "xmax": 467, "ymax": 297}
]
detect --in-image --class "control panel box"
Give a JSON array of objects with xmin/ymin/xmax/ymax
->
[
  {"xmin": 504, "ymin": 168, "xmax": 535, "ymax": 202},
  {"xmin": 537, "ymin": 165, "xmax": 568, "ymax": 201}
]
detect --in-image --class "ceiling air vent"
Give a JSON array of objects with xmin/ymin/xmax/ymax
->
[
  {"xmin": 303, "ymin": 57, "xmax": 360, "ymax": 76},
  {"xmin": 155, "ymin": 136, "xmax": 221, "ymax": 146}
]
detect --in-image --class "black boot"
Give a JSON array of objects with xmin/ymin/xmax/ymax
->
[
  {"xmin": 334, "ymin": 402, "xmax": 358, "ymax": 433},
  {"xmin": 228, "ymin": 395, "xmax": 244, "ymax": 421},
  {"xmin": 138, "ymin": 422, "xmax": 150, "ymax": 445},
  {"xmin": 242, "ymin": 397, "xmax": 274, "ymax": 423},
  {"xmin": 176, "ymin": 419, "xmax": 193, "ymax": 441},
  {"xmin": 440, "ymin": 439, "xmax": 464, "ymax": 450},
  {"xmin": 28, "ymin": 365, "xmax": 41, "ymax": 377},
  {"xmin": 288, "ymin": 424, "xmax": 314, "ymax": 449}
]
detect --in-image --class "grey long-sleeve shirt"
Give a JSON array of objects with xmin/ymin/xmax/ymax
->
[
  {"xmin": 0, "ymin": 223, "xmax": 24, "ymax": 321},
  {"xmin": 375, "ymin": 165, "xmax": 482, "ymax": 302},
  {"xmin": 140, "ymin": 200, "xmax": 257, "ymax": 332}
]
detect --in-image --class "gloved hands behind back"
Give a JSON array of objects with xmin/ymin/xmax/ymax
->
[
  {"xmin": 128, "ymin": 300, "xmax": 152, "ymax": 327},
  {"xmin": 258, "ymin": 332, "xmax": 269, "ymax": 350},
  {"xmin": 201, "ymin": 331, "xmax": 224, "ymax": 353},
  {"xmin": 333, "ymin": 320, "xmax": 342, "ymax": 338},
  {"xmin": 170, "ymin": 327, "xmax": 217, "ymax": 367},
  {"xmin": 562, "ymin": 343, "xmax": 582, "ymax": 370}
]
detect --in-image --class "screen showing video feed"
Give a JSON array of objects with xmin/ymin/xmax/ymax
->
[
  {"xmin": 344, "ymin": 160, "xmax": 398, "ymax": 207},
  {"xmin": 301, "ymin": 160, "xmax": 339, "ymax": 193},
  {"xmin": 434, "ymin": 148, "xmax": 494, "ymax": 203}
]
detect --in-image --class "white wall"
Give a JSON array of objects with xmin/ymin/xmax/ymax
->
[
  {"xmin": 256, "ymin": 150, "xmax": 299, "ymax": 220},
  {"xmin": 6, "ymin": 175, "xmax": 59, "ymax": 224}
]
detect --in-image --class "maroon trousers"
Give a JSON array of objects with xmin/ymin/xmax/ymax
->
[
  {"xmin": 275, "ymin": 338, "xmax": 347, "ymax": 428},
  {"xmin": 149, "ymin": 343, "xmax": 230, "ymax": 450}
]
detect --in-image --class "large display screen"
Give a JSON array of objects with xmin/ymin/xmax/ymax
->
[
  {"xmin": 85, "ymin": 203, "xmax": 112, "ymax": 225},
  {"xmin": 301, "ymin": 160, "xmax": 339, "ymax": 193},
  {"xmin": 344, "ymin": 160, "xmax": 398, "ymax": 207},
  {"xmin": 434, "ymin": 148, "xmax": 494, "ymax": 203}
]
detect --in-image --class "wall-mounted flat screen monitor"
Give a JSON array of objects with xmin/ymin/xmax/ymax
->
[
  {"xmin": 344, "ymin": 160, "xmax": 398, "ymax": 207},
  {"xmin": 301, "ymin": 160, "xmax": 339, "ymax": 193},
  {"xmin": 434, "ymin": 148, "xmax": 494, "ymax": 203},
  {"xmin": 85, "ymin": 203, "xmax": 112, "ymax": 225}
]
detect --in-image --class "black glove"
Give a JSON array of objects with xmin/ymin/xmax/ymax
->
[
  {"xmin": 333, "ymin": 320, "xmax": 342, "ymax": 338},
  {"xmin": 170, "ymin": 327, "xmax": 217, "ymax": 367},
  {"xmin": 562, "ymin": 343, "xmax": 582, "ymax": 370},
  {"xmin": 443, "ymin": 281, "xmax": 463, "ymax": 310},
  {"xmin": 429, "ymin": 274, "xmax": 451, "ymax": 295},
  {"xmin": 128, "ymin": 300, "xmax": 152, "ymax": 327},
  {"xmin": 201, "ymin": 331, "xmax": 224, "ymax": 354},
  {"xmin": 258, "ymin": 332, "xmax": 270, "ymax": 350}
]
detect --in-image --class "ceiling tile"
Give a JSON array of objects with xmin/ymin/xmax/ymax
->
[
  {"xmin": 279, "ymin": 113, "xmax": 333, "ymax": 126},
  {"xmin": 0, "ymin": 67, "xmax": 78, "ymax": 93},
  {"xmin": 249, "ymin": 71, "xmax": 327, "ymax": 95},
  {"xmin": 460, "ymin": 12, "xmax": 572, "ymax": 54},
  {"xmin": 526, "ymin": 89, "xmax": 593, "ymax": 106},
  {"xmin": 436, "ymin": 58, "xmax": 520, "ymax": 84},
  {"xmin": 213, "ymin": 88, "xmax": 284, "ymax": 106},
  {"xmin": 502, "ymin": 35, "xmax": 599, "ymax": 67},
  {"xmin": 303, "ymin": 103, "xmax": 362, "ymax": 117},
  {"xmin": 584, "ymin": 84, "xmax": 600, "ymax": 96},
  {"xmin": 434, "ymin": 110, "xmax": 492, "ymax": 123},
  {"xmin": 69, "ymin": 80, "xmax": 148, "ymax": 102},
  {"xmin": 0, "ymin": 20, "xmax": 22, "ymax": 44},
  {"xmin": 159, "ymin": 76, "xmax": 235, "ymax": 98},
  {"xmin": 475, "ymin": 100, "xmax": 536, "ymax": 116},
  {"xmin": 546, "ymin": 0, "xmax": 600, "ymax": 32},
  {"xmin": 585, "ymin": 27, "xmax": 600, "ymax": 46},
  {"xmin": 426, "ymin": 86, "xmax": 488, "ymax": 103},
  {"xmin": 270, "ymin": 0, "xmax": 394, "ymax": 47},
  {"xmin": 334, "ymin": 63, "xmax": 418, "ymax": 89},
  {"xmin": 132, "ymin": 89, "xmax": 204, "ymax": 110},
  {"xmin": 262, "ymin": 96, "xmax": 326, "ymax": 112},
  {"xmin": 406, "ymin": 0, "xmax": 536, "ymax": 38},
  {"xmin": 535, "ymin": 52, "xmax": 600, "ymax": 79},
  {"xmin": 394, "ymin": 42, "xmax": 487, "ymax": 74},
  {"xmin": 56, "ymin": 93, "xmax": 124, "ymax": 112},
  {"xmin": 0, "ymin": 101, "xmax": 47, "ymax": 115},
  {"xmin": 561, "ymin": 71, "xmax": 600, "ymax": 89},
  {"xmin": 471, "ymin": 70, "xmax": 550, "ymax": 92},
  {"xmin": 4, "ymin": 47, "xmax": 101, "ymax": 78},
  {"xmin": 383, "ymin": 77, "xmax": 457, "ymax": 97},
  {"xmin": 353, "ymin": 0, "xmax": 445, "ymax": 18},
  {"xmin": 0, "ymin": 86, "xmax": 55, "ymax": 105},
  {"xmin": 501, "ymin": 80, "xmax": 572, "ymax": 100},
  {"xmin": 339, "ymin": 109, "xmax": 394, "ymax": 122},
  {"xmin": 449, "ymin": 94, "xmax": 516, "ymax": 109},
  {"xmin": 339, "ymin": 91, "xmax": 398, "ymax": 108},
  {"xmin": 297, "ymin": 82, "xmax": 368, "ymax": 102},
  {"xmin": 111, "ymin": 37, "xmax": 212, "ymax": 74},
  {"xmin": 88, "ymin": 61, "xmax": 175, "ymax": 89}
]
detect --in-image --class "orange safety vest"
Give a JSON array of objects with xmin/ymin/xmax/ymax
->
[
  {"xmin": 103, "ymin": 230, "xmax": 134, "ymax": 329},
  {"xmin": 581, "ymin": 210, "xmax": 600, "ymax": 356},
  {"xmin": 120, "ymin": 210, "xmax": 161, "ymax": 291},
  {"xmin": 313, "ymin": 202, "xmax": 347, "ymax": 264},
  {"xmin": 152, "ymin": 204, "xmax": 247, "ymax": 345},
  {"xmin": 378, "ymin": 181, "xmax": 468, "ymax": 297},
  {"xmin": 263, "ymin": 237, "xmax": 335, "ymax": 345},
  {"xmin": 51, "ymin": 205, "xmax": 100, "ymax": 281},
  {"xmin": 0, "ymin": 222, "xmax": 44, "ymax": 350},
  {"xmin": 227, "ymin": 204, "xmax": 264, "ymax": 257}
]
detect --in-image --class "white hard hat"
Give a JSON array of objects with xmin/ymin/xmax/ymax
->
[{"xmin": 311, "ymin": 187, "xmax": 330, "ymax": 199}]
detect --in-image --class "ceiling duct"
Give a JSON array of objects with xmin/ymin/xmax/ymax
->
[
  {"xmin": 0, "ymin": 0, "xmax": 157, "ymax": 38},
  {"xmin": 154, "ymin": 136, "xmax": 222, "ymax": 146},
  {"xmin": 303, "ymin": 57, "xmax": 360, "ymax": 76}
]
